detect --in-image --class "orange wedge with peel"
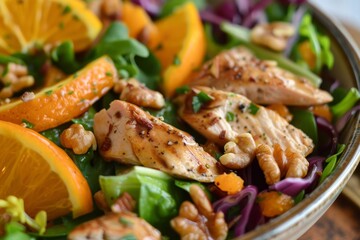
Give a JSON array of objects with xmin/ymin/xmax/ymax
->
[
  {"xmin": 153, "ymin": 2, "xmax": 206, "ymax": 97},
  {"xmin": 0, "ymin": 120, "xmax": 93, "ymax": 220},
  {"xmin": 121, "ymin": 1, "xmax": 160, "ymax": 49},
  {"xmin": 0, "ymin": 56, "xmax": 116, "ymax": 132},
  {"xmin": 0, "ymin": 0, "xmax": 102, "ymax": 54}
]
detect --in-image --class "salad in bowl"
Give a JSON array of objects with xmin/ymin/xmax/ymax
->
[{"xmin": 0, "ymin": 0, "xmax": 359, "ymax": 239}]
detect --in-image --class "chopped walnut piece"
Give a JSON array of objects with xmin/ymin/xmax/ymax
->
[
  {"xmin": 111, "ymin": 192, "xmax": 136, "ymax": 214},
  {"xmin": 68, "ymin": 212, "xmax": 161, "ymax": 240},
  {"xmin": 171, "ymin": 185, "xmax": 228, "ymax": 240},
  {"xmin": 94, "ymin": 191, "xmax": 111, "ymax": 213},
  {"xmin": 250, "ymin": 22, "xmax": 295, "ymax": 51},
  {"xmin": 88, "ymin": 0, "xmax": 121, "ymax": 24},
  {"xmin": 219, "ymin": 133, "xmax": 256, "ymax": 169},
  {"xmin": 60, "ymin": 124, "xmax": 97, "ymax": 154},
  {"xmin": 94, "ymin": 191, "xmax": 136, "ymax": 214},
  {"xmin": 115, "ymin": 78, "xmax": 165, "ymax": 109},
  {"xmin": 285, "ymin": 148, "xmax": 309, "ymax": 178},
  {"xmin": 0, "ymin": 63, "xmax": 35, "ymax": 99},
  {"xmin": 256, "ymin": 144, "xmax": 309, "ymax": 185},
  {"xmin": 256, "ymin": 144, "xmax": 281, "ymax": 185}
]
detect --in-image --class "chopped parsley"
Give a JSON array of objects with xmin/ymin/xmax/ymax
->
[
  {"xmin": 192, "ymin": 91, "xmax": 213, "ymax": 113},
  {"xmin": 105, "ymin": 71, "xmax": 113, "ymax": 77},
  {"xmin": 62, "ymin": 5, "xmax": 71, "ymax": 15},
  {"xmin": 173, "ymin": 55, "xmax": 181, "ymax": 66},
  {"xmin": 226, "ymin": 111, "xmax": 235, "ymax": 122},
  {"xmin": 58, "ymin": 22, "xmax": 64, "ymax": 30},
  {"xmin": 119, "ymin": 217, "xmax": 133, "ymax": 227},
  {"xmin": 21, "ymin": 119, "xmax": 34, "ymax": 129},
  {"xmin": 175, "ymin": 85, "xmax": 190, "ymax": 94},
  {"xmin": 44, "ymin": 90, "xmax": 53, "ymax": 96},
  {"xmin": 120, "ymin": 234, "xmax": 137, "ymax": 240},
  {"xmin": 248, "ymin": 103, "xmax": 260, "ymax": 115}
]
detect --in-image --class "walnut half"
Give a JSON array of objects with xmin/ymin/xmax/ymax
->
[
  {"xmin": 171, "ymin": 185, "xmax": 228, "ymax": 240},
  {"xmin": 60, "ymin": 124, "xmax": 97, "ymax": 154},
  {"xmin": 250, "ymin": 22, "xmax": 295, "ymax": 51}
]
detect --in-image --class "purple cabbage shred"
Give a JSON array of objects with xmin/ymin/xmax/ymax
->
[
  {"xmin": 316, "ymin": 116, "xmax": 338, "ymax": 156},
  {"xmin": 213, "ymin": 185, "xmax": 259, "ymax": 237},
  {"xmin": 269, "ymin": 164, "xmax": 320, "ymax": 197},
  {"xmin": 335, "ymin": 104, "xmax": 360, "ymax": 133},
  {"xmin": 131, "ymin": 0, "xmax": 163, "ymax": 16}
]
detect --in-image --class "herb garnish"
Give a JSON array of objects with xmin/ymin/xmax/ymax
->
[
  {"xmin": 248, "ymin": 103, "xmax": 259, "ymax": 115},
  {"xmin": 226, "ymin": 111, "xmax": 235, "ymax": 122},
  {"xmin": 192, "ymin": 91, "xmax": 213, "ymax": 113}
]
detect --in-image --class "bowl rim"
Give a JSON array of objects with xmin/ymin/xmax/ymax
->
[{"xmin": 236, "ymin": 3, "xmax": 360, "ymax": 240}]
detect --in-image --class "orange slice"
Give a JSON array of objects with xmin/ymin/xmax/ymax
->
[
  {"xmin": 153, "ymin": 2, "xmax": 206, "ymax": 97},
  {"xmin": 0, "ymin": 56, "xmax": 116, "ymax": 132},
  {"xmin": 0, "ymin": 0, "xmax": 102, "ymax": 54},
  {"xmin": 0, "ymin": 120, "xmax": 93, "ymax": 220},
  {"xmin": 121, "ymin": 1, "xmax": 160, "ymax": 49}
]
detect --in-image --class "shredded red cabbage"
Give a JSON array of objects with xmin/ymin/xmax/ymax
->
[
  {"xmin": 335, "ymin": 104, "xmax": 360, "ymax": 132},
  {"xmin": 284, "ymin": 5, "xmax": 307, "ymax": 56},
  {"xmin": 269, "ymin": 164, "xmax": 319, "ymax": 196},
  {"xmin": 320, "ymin": 68, "xmax": 341, "ymax": 93},
  {"xmin": 131, "ymin": 0, "xmax": 163, "ymax": 16},
  {"xmin": 308, "ymin": 155, "xmax": 326, "ymax": 172},
  {"xmin": 316, "ymin": 116, "xmax": 338, "ymax": 156},
  {"xmin": 241, "ymin": 0, "xmax": 272, "ymax": 27},
  {"xmin": 213, "ymin": 185, "xmax": 259, "ymax": 237}
]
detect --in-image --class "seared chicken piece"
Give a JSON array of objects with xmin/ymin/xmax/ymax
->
[
  {"xmin": 188, "ymin": 47, "xmax": 332, "ymax": 106},
  {"xmin": 94, "ymin": 100, "xmax": 221, "ymax": 182},
  {"xmin": 68, "ymin": 212, "xmax": 161, "ymax": 240},
  {"xmin": 176, "ymin": 87, "xmax": 314, "ymax": 157}
]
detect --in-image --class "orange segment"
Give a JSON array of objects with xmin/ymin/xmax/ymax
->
[
  {"xmin": 0, "ymin": 56, "xmax": 116, "ymax": 132},
  {"xmin": 153, "ymin": 2, "xmax": 206, "ymax": 97},
  {"xmin": 121, "ymin": 1, "xmax": 160, "ymax": 49},
  {"xmin": 0, "ymin": 120, "xmax": 93, "ymax": 220},
  {"xmin": 0, "ymin": 0, "xmax": 102, "ymax": 54}
]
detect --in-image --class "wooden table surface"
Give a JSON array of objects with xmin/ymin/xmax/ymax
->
[{"xmin": 299, "ymin": 23, "xmax": 360, "ymax": 240}]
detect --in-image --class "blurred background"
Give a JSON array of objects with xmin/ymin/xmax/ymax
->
[
  {"xmin": 301, "ymin": 1, "xmax": 360, "ymax": 239},
  {"xmin": 310, "ymin": 0, "xmax": 360, "ymax": 45}
]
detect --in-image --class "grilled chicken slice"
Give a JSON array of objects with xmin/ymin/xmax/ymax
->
[
  {"xmin": 188, "ymin": 47, "xmax": 332, "ymax": 106},
  {"xmin": 68, "ymin": 212, "xmax": 161, "ymax": 240},
  {"xmin": 176, "ymin": 87, "xmax": 314, "ymax": 157},
  {"xmin": 94, "ymin": 100, "xmax": 221, "ymax": 182}
]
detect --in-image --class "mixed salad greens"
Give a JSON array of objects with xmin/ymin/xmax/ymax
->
[{"xmin": 1, "ymin": 0, "xmax": 360, "ymax": 239}]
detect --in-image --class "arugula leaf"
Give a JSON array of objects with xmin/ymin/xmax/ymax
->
[
  {"xmin": 294, "ymin": 190, "xmax": 305, "ymax": 205},
  {"xmin": 290, "ymin": 108, "xmax": 318, "ymax": 145},
  {"xmin": 331, "ymin": 88, "xmax": 360, "ymax": 119},
  {"xmin": 297, "ymin": 13, "xmax": 334, "ymax": 72},
  {"xmin": 319, "ymin": 144, "xmax": 346, "ymax": 183},
  {"xmin": 51, "ymin": 41, "xmax": 80, "ymax": 74},
  {"xmin": 133, "ymin": 52, "xmax": 161, "ymax": 90},
  {"xmin": 72, "ymin": 107, "xmax": 96, "ymax": 131},
  {"xmin": 67, "ymin": 149, "xmax": 115, "ymax": 194},
  {"xmin": 99, "ymin": 22, "xmax": 129, "ymax": 43},
  {"xmin": 94, "ymin": 39, "xmax": 149, "ymax": 59}
]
